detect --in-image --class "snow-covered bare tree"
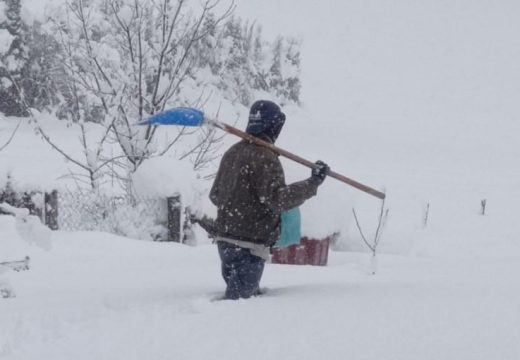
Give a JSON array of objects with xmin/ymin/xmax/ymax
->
[
  {"xmin": 44, "ymin": 0, "xmax": 233, "ymax": 192},
  {"xmin": 3, "ymin": 0, "xmax": 300, "ymax": 193}
]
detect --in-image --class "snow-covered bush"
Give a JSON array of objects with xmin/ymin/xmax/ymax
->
[
  {"xmin": 0, "ymin": 202, "xmax": 52, "ymax": 298},
  {"xmin": 0, "ymin": 202, "xmax": 52, "ymax": 250}
]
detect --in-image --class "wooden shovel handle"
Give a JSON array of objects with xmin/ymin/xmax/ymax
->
[{"xmin": 213, "ymin": 121, "xmax": 385, "ymax": 200}]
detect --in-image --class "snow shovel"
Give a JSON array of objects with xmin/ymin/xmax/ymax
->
[{"xmin": 138, "ymin": 107, "xmax": 385, "ymax": 200}]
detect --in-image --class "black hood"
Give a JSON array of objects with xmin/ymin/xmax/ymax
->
[{"xmin": 245, "ymin": 100, "xmax": 286, "ymax": 142}]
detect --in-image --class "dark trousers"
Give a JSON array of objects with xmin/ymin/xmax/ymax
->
[{"xmin": 217, "ymin": 241, "xmax": 265, "ymax": 300}]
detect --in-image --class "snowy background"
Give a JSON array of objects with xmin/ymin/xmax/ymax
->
[{"xmin": 1, "ymin": 0, "xmax": 520, "ymax": 359}]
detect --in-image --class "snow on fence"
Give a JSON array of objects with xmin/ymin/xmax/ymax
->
[
  {"xmin": 1, "ymin": 187, "xmax": 182, "ymax": 242},
  {"xmin": 58, "ymin": 192, "xmax": 171, "ymax": 241},
  {"xmin": 0, "ymin": 188, "xmax": 56, "ymax": 229}
]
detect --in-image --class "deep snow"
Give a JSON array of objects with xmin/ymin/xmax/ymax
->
[{"xmin": 1, "ymin": 227, "xmax": 520, "ymax": 360}]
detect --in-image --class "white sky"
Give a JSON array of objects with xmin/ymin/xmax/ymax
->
[{"xmin": 235, "ymin": 0, "xmax": 520, "ymax": 124}]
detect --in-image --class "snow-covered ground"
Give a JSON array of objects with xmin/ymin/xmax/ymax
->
[
  {"xmin": 1, "ymin": 223, "xmax": 519, "ymax": 359},
  {"xmin": 2, "ymin": 0, "xmax": 520, "ymax": 358}
]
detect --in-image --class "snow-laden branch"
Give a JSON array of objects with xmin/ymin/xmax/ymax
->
[{"xmin": 0, "ymin": 119, "xmax": 21, "ymax": 153}]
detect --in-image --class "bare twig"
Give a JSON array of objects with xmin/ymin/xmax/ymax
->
[
  {"xmin": 373, "ymin": 197, "xmax": 388, "ymax": 248},
  {"xmin": 423, "ymin": 203, "xmax": 430, "ymax": 227},
  {"xmin": 0, "ymin": 120, "xmax": 22, "ymax": 153},
  {"xmin": 352, "ymin": 208, "xmax": 374, "ymax": 253},
  {"xmin": 352, "ymin": 197, "xmax": 389, "ymax": 274}
]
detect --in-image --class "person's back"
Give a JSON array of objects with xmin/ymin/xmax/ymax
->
[{"xmin": 210, "ymin": 140, "xmax": 318, "ymax": 246}]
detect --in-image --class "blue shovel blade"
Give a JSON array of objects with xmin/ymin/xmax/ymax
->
[{"xmin": 137, "ymin": 107, "xmax": 205, "ymax": 127}]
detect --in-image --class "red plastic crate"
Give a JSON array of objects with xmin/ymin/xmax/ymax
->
[{"xmin": 272, "ymin": 236, "xmax": 330, "ymax": 266}]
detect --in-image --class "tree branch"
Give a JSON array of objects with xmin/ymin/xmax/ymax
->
[
  {"xmin": 0, "ymin": 120, "xmax": 21, "ymax": 153},
  {"xmin": 352, "ymin": 208, "xmax": 374, "ymax": 253}
]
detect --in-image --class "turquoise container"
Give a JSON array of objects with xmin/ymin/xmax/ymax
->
[{"xmin": 275, "ymin": 207, "xmax": 301, "ymax": 248}]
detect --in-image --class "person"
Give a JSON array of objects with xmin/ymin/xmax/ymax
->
[{"xmin": 209, "ymin": 100, "xmax": 329, "ymax": 300}]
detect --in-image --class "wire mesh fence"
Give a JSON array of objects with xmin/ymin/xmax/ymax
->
[
  {"xmin": 1, "ymin": 180, "xmax": 179, "ymax": 241},
  {"xmin": 57, "ymin": 192, "xmax": 170, "ymax": 241}
]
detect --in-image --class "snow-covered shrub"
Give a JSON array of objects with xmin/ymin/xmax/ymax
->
[
  {"xmin": 0, "ymin": 202, "xmax": 52, "ymax": 250},
  {"xmin": 110, "ymin": 199, "xmax": 169, "ymax": 241},
  {"xmin": 0, "ymin": 201, "xmax": 51, "ymax": 299}
]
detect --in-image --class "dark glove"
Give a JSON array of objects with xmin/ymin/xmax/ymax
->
[{"xmin": 310, "ymin": 160, "xmax": 330, "ymax": 186}]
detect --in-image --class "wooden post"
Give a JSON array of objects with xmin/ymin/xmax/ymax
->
[
  {"xmin": 424, "ymin": 203, "xmax": 430, "ymax": 227},
  {"xmin": 167, "ymin": 194, "xmax": 181, "ymax": 242},
  {"xmin": 44, "ymin": 190, "xmax": 59, "ymax": 230}
]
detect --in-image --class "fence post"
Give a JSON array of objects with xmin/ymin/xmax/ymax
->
[
  {"xmin": 167, "ymin": 194, "xmax": 181, "ymax": 242},
  {"xmin": 44, "ymin": 190, "xmax": 59, "ymax": 230}
]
